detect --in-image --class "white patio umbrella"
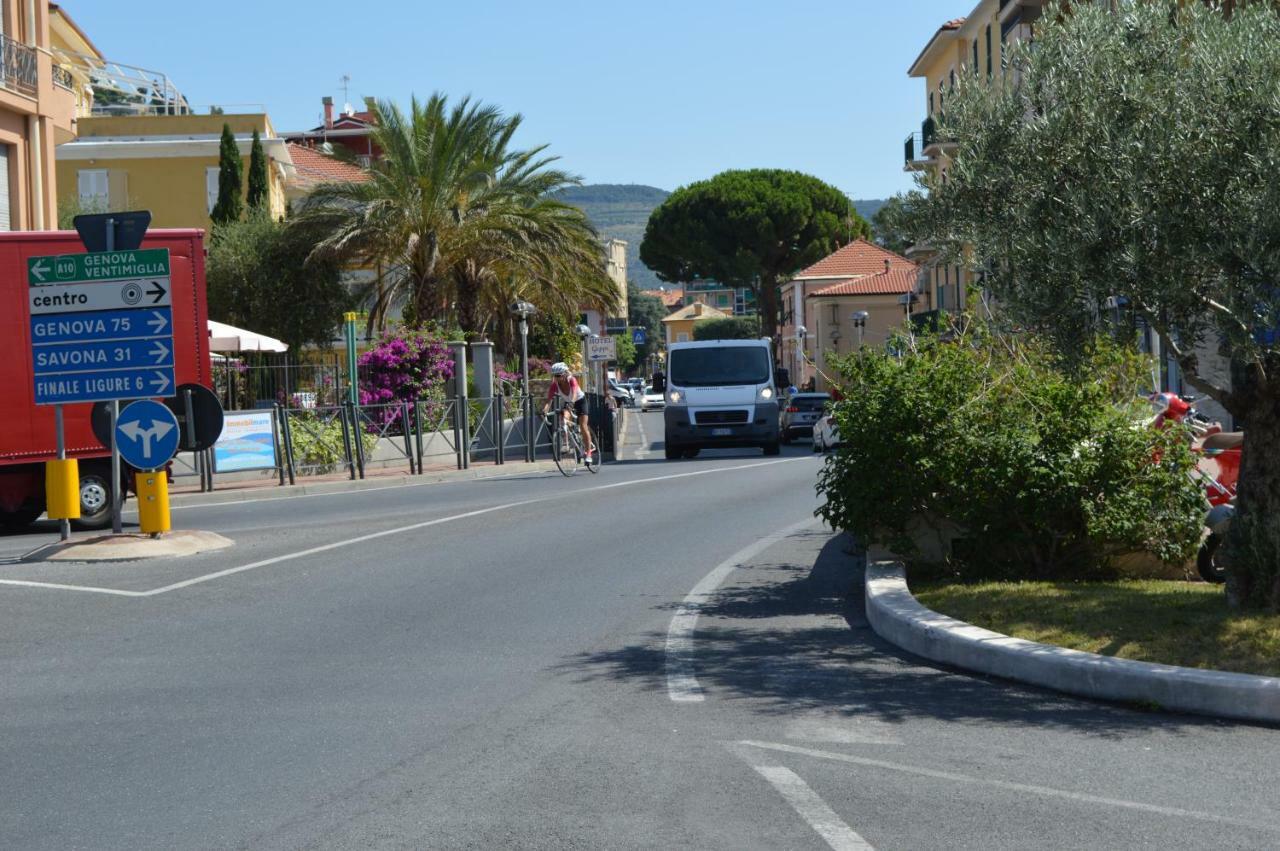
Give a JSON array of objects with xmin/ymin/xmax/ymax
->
[{"xmin": 207, "ymin": 320, "xmax": 288, "ymax": 353}]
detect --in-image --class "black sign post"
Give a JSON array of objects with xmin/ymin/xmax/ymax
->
[{"xmin": 73, "ymin": 211, "xmax": 151, "ymax": 253}]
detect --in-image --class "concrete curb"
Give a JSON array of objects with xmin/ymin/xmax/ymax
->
[
  {"xmin": 158, "ymin": 462, "xmax": 563, "ymax": 510},
  {"xmin": 864, "ymin": 560, "xmax": 1280, "ymax": 725}
]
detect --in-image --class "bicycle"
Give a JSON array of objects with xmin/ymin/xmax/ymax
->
[{"xmin": 545, "ymin": 402, "xmax": 599, "ymax": 476}]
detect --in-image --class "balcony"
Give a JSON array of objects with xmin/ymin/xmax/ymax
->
[
  {"xmin": 921, "ymin": 114, "xmax": 954, "ymax": 155},
  {"xmin": 903, "ymin": 131, "xmax": 930, "ymax": 171},
  {"xmin": 0, "ymin": 32, "xmax": 38, "ymax": 98},
  {"xmin": 52, "ymin": 64, "xmax": 74, "ymax": 91}
]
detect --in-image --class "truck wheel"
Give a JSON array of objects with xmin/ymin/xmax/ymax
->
[
  {"xmin": 682, "ymin": 447, "xmax": 700, "ymax": 459},
  {"xmin": 664, "ymin": 445, "xmax": 682, "ymax": 460},
  {"xmin": 763, "ymin": 440, "xmax": 781, "ymax": 456},
  {"xmin": 72, "ymin": 467, "xmax": 114, "ymax": 530}
]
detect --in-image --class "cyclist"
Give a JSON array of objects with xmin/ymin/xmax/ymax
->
[{"xmin": 544, "ymin": 362, "xmax": 595, "ymax": 460}]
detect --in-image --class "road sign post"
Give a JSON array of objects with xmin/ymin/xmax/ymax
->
[
  {"xmin": 115, "ymin": 400, "xmax": 179, "ymax": 537},
  {"xmin": 27, "ymin": 245, "xmax": 174, "ymax": 535}
]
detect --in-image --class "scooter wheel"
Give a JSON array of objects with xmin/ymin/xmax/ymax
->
[{"xmin": 1197, "ymin": 534, "xmax": 1228, "ymax": 584}]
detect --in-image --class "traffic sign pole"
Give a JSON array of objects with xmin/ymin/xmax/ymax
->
[
  {"xmin": 54, "ymin": 405, "xmax": 70, "ymax": 542},
  {"xmin": 110, "ymin": 400, "xmax": 121, "ymax": 535}
]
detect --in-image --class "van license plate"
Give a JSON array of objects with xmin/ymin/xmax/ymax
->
[{"xmin": 711, "ymin": 428, "xmax": 732, "ymax": 436}]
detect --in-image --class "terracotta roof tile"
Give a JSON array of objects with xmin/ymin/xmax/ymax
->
[
  {"xmin": 642, "ymin": 288, "xmax": 685, "ymax": 308},
  {"xmin": 286, "ymin": 142, "xmax": 370, "ymax": 188},
  {"xmin": 943, "ymin": 17, "xmax": 966, "ymax": 30},
  {"xmin": 793, "ymin": 239, "xmax": 916, "ymax": 280},
  {"xmin": 808, "ymin": 268, "xmax": 920, "ymax": 297}
]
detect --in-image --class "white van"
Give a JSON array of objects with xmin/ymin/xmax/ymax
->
[{"xmin": 661, "ymin": 338, "xmax": 781, "ymax": 459}]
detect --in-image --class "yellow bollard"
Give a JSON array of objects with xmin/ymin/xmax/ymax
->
[
  {"xmin": 45, "ymin": 458, "xmax": 80, "ymax": 520},
  {"xmin": 135, "ymin": 471, "xmax": 170, "ymax": 535}
]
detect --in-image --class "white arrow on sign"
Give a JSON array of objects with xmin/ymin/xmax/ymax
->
[
  {"xmin": 30, "ymin": 259, "xmax": 50, "ymax": 282},
  {"xmin": 150, "ymin": 341, "xmax": 170, "ymax": 363},
  {"xmin": 150, "ymin": 371, "xmax": 171, "ymax": 395},
  {"xmin": 119, "ymin": 418, "xmax": 175, "ymax": 460},
  {"xmin": 147, "ymin": 311, "xmax": 168, "ymax": 333}
]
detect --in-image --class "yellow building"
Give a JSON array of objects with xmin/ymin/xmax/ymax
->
[
  {"xmin": 0, "ymin": 0, "xmax": 89, "ymax": 230},
  {"xmin": 54, "ymin": 113, "xmax": 293, "ymax": 229},
  {"xmin": 661, "ymin": 301, "xmax": 729, "ymax": 346},
  {"xmin": 904, "ymin": 1, "xmax": 1042, "ymax": 318}
]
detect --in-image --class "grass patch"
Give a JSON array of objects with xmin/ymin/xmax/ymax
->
[{"xmin": 911, "ymin": 579, "xmax": 1280, "ymax": 677}]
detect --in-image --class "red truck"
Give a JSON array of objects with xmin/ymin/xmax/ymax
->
[{"xmin": 0, "ymin": 229, "xmax": 212, "ymax": 529}]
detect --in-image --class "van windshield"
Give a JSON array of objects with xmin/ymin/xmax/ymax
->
[{"xmin": 670, "ymin": 346, "xmax": 771, "ymax": 387}]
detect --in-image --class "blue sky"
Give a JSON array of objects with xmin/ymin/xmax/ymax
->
[{"xmin": 69, "ymin": 1, "xmax": 963, "ymax": 200}]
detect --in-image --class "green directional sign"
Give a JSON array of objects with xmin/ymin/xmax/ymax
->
[{"xmin": 28, "ymin": 248, "xmax": 170, "ymax": 286}]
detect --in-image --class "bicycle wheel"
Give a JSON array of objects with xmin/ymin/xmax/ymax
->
[{"xmin": 552, "ymin": 424, "xmax": 575, "ymax": 477}]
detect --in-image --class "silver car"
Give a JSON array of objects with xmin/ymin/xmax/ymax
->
[{"xmin": 779, "ymin": 393, "xmax": 831, "ymax": 444}]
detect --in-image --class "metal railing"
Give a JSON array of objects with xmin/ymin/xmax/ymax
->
[
  {"xmin": 0, "ymin": 33, "xmax": 38, "ymax": 97},
  {"xmin": 52, "ymin": 64, "xmax": 74, "ymax": 91},
  {"xmin": 904, "ymin": 131, "xmax": 928, "ymax": 167}
]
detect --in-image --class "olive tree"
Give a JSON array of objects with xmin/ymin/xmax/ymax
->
[{"xmin": 916, "ymin": 0, "xmax": 1280, "ymax": 608}]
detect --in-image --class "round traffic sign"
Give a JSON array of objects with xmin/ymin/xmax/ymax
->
[
  {"xmin": 163, "ymin": 383, "xmax": 225, "ymax": 452},
  {"xmin": 91, "ymin": 399, "xmax": 140, "ymax": 449},
  {"xmin": 114, "ymin": 400, "xmax": 180, "ymax": 471}
]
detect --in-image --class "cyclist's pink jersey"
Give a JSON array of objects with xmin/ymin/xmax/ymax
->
[{"xmin": 547, "ymin": 375, "xmax": 584, "ymax": 405}]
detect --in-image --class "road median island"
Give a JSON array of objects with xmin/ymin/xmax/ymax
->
[
  {"xmin": 864, "ymin": 559, "xmax": 1280, "ymax": 725},
  {"xmin": 24, "ymin": 529, "xmax": 233, "ymax": 563}
]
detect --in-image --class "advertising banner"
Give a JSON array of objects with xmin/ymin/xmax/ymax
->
[{"xmin": 213, "ymin": 410, "xmax": 278, "ymax": 473}]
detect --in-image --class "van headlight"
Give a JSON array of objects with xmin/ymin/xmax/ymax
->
[
  {"xmin": 667, "ymin": 389, "xmax": 682, "ymax": 404},
  {"xmin": 757, "ymin": 386, "xmax": 774, "ymax": 402}
]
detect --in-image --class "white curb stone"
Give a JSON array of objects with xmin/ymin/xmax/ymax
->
[{"xmin": 864, "ymin": 560, "xmax": 1280, "ymax": 725}]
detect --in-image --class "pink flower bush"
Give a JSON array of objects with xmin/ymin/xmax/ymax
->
[{"xmin": 357, "ymin": 327, "xmax": 455, "ymax": 430}]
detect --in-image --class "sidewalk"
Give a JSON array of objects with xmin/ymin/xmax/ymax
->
[{"xmin": 161, "ymin": 458, "xmax": 562, "ymax": 509}]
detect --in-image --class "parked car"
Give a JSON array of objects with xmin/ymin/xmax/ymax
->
[
  {"xmin": 627, "ymin": 377, "xmax": 644, "ymax": 393},
  {"xmin": 640, "ymin": 385, "xmax": 666, "ymax": 411},
  {"xmin": 779, "ymin": 393, "xmax": 831, "ymax": 444},
  {"xmin": 608, "ymin": 379, "xmax": 635, "ymax": 408},
  {"xmin": 812, "ymin": 415, "xmax": 841, "ymax": 453}
]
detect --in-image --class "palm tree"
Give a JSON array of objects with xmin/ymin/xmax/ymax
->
[{"xmin": 295, "ymin": 93, "xmax": 618, "ymax": 335}]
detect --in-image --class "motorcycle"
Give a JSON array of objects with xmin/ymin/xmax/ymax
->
[{"xmin": 1146, "ymin": 392, "xmax": 1241, "ymax": 583}]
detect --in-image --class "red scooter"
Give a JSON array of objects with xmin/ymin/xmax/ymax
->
[{"xmin": 1146, "ymin": 392, "xmax": 1241, "ymax": 583}]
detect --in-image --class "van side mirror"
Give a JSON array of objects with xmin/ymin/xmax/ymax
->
[{"xmin": 652, "ymin": 374, "xmax": 666, "ymax": 393}]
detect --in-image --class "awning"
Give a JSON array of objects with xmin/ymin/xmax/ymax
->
[{"xmin": 208, "ymin": 320, "xmax": 288, "ymax": 353}]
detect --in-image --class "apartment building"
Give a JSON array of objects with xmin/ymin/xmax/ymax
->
[{"xmin": 0, "ymin": 0, "xmax": 91, "ymax": 230}]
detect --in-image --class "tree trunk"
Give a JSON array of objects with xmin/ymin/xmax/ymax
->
[
  {"xmin": 456, "ymin": 269, "xmax": 481, "ymax": 338},
  {"xmin": 757, "ymin": 273, "xmax": 780, "ymax": 362},
  {"xmin": 1224, "ymin": 382, "xmax": 1280, "ymax": 610}
]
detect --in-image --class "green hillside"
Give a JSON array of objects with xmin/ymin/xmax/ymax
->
[
  {"xmin": 557, "ymin": 185, "xmax": 891, "ymax": 292},
  {"xmin": 555, "ymin": 184, "xmax": 671, "ymax": 291}
]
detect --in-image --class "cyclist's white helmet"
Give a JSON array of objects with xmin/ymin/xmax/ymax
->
[{"xmin": 550, "ymin": 362, "xmax": 570, "ymax": 376}]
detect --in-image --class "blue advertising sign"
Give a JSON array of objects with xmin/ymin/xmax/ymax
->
[
  {"xmin": 27, "ymin": 249, "xmax": 173, "ymax": 406},
  {"xmin": 632, "ymin": 328, "xmax": 647, "ymax": 346},
  {"xmin": 115, "ymin": 400, "xmax": 180, "ymax": 470}
]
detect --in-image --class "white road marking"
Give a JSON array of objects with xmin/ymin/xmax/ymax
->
[
  {"xmin": 737, "ymin": 740, "xmax": 1280, "ymax": 834},
  {"xmin": 0, "ymin": 457, "xmax": 813, "ymax": 598},
  {"xmin": 733, "ymin": 743, "xmax": 874, "ymax": 850},
  {"xmin": 784, "ymin": 713, "xmax": 902, "ymax": 746},
  {"xmin": 635, "ymin": 413, "xmax": 652, "ymax": 457},
  {"xmin": 666, "ymin": 516, "xmax": 822, "ymax": 702}
]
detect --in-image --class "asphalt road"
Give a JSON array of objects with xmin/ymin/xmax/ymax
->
[{"xmin": 1, "ymin": 410, "xmax": 1278, "ymax": 850}]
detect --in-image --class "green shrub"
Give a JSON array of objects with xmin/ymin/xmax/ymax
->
[
  {"xmin": 815, "ymin": 318, "xmax": 1204, "ymax": 579},
  {"xmin": 288, "ymin": 411, "xmax": 376, "ymax": 473},
  {"xmin": 692, "ymin": 316, "xmax": 760, "ymax": 341}
]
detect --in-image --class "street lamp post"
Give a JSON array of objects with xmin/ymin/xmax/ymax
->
[
  {"xmin": 851, "ymin": 310, "xmax": 869, "ymax": 350},
  {"xmin": 510, "ymin": 300, "xmax": 537, "ymax": 462},
  {"xmin": 795, "ymin": 325, "xmax": 807, "ymax": 388},
  {"xmin": 575, "ymin": 324, "xmax": 593, "ymax": 393}
]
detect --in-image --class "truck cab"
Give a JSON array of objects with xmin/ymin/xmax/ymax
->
[{"xmin": 662, "ymin": 338, "xmax": 781, "ymax": 459}]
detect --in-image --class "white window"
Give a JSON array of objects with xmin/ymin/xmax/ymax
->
[
  {"xmin": 206, "ymin": 167, "xmax": 220, "ymax": 214},
  {"xmin": 78, "ymin": 169, "xmax": 108, "ymax": 210},
  {"xmin": 677, "ymin": 332, "xmax": 689, "ymax": 343}
]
